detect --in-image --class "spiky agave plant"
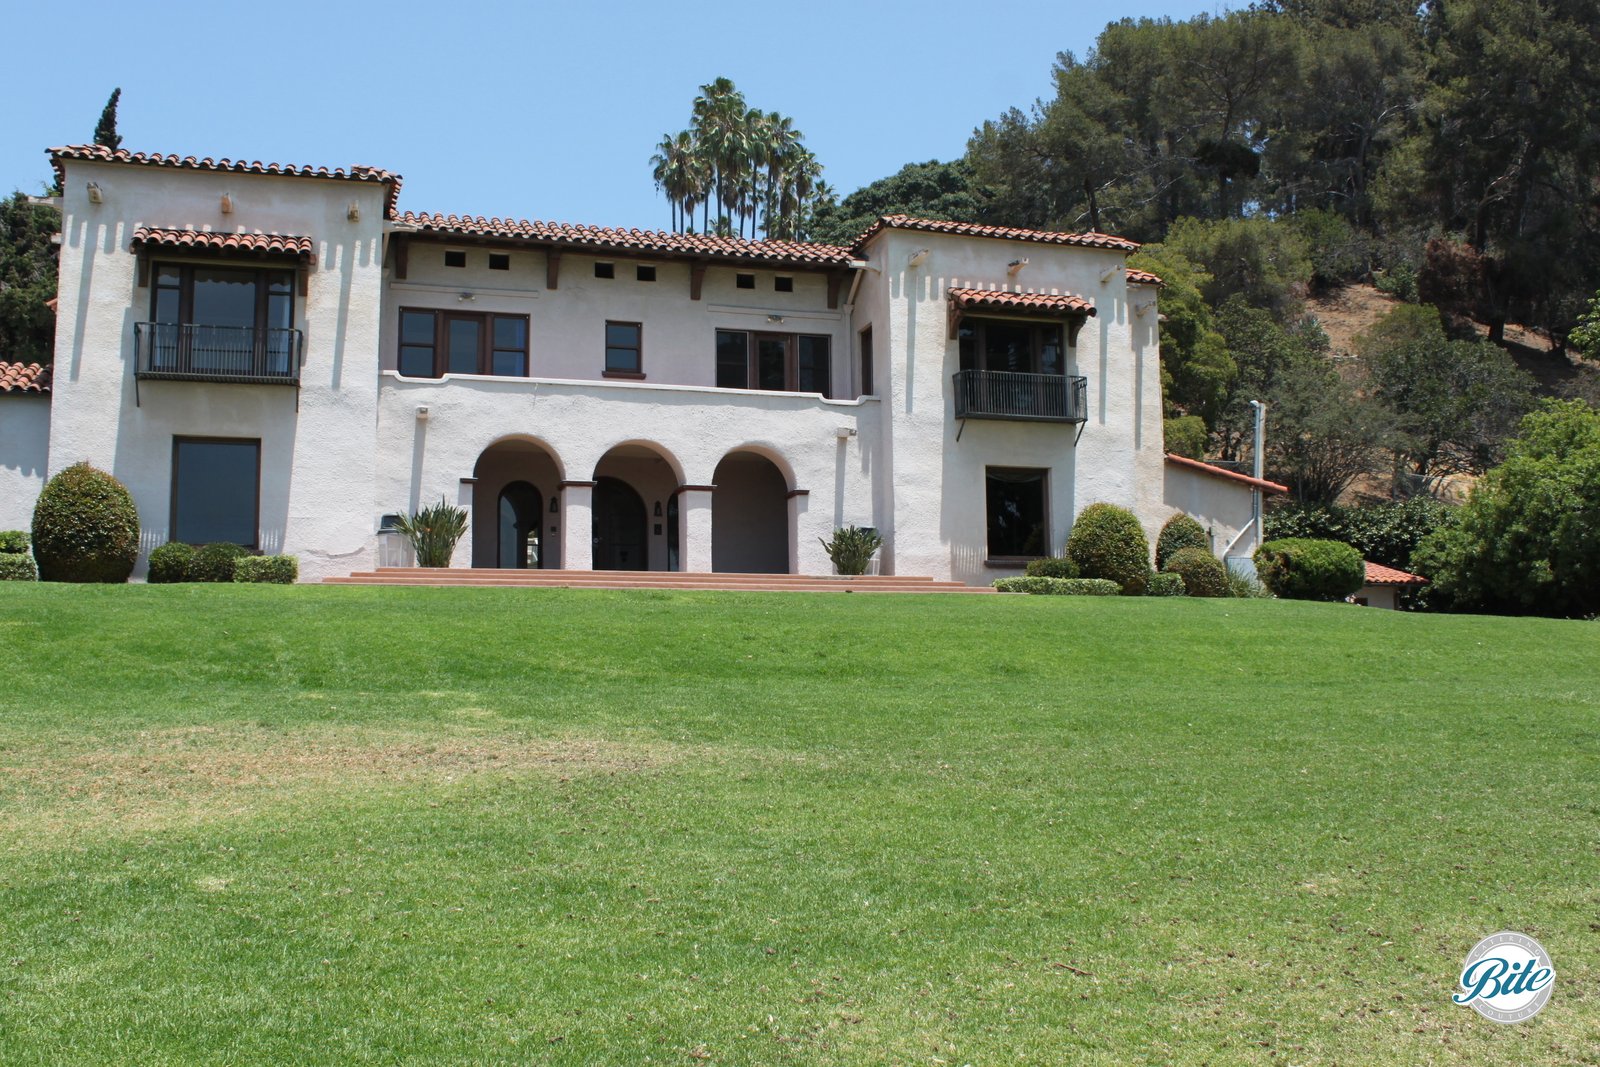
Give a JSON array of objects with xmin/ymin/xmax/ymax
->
[
  {"xmin": 819, "ymin": 525, "xmax": 883, "ymax": 576},
  {"xmin": 393, "ymin": 500, "xmax": 468, "ymax": 568}
]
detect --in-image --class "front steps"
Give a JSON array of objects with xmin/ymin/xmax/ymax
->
[{"xmin": 324, "ymin": 567, "xmax": 992, "ymax": 594}]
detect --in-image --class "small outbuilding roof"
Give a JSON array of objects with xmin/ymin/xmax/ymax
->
[
  {"xmin": 1164, "ymin": 453, "xmax": 1289, "ymax": 494},
  {"xmin": 0, "ymin": 362, "xmax": 52, "ymax": 394},
  {"xmin": 1363, "ymin": 561, "xmax": 1428, "ymax": 587}
]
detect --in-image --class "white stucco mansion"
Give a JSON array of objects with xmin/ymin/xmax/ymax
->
[{"xmin": 0, "ymin": 144, "xmax": 1283, "ymax": 584}]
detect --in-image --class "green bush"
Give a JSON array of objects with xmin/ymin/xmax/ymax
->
[
  {"xmin": 1146, "ymin": 572, "xmax": 1187, "ymax": 597},
  {"xmin": 1023, "ymin": 556, "xmax": 1078, "ymax": 579},
  {"xmin": 993, "ymin": 576, "xmax": 1121, "ymax": 596},
  {"xmin": 820, "ymin": 525, "xmax": 883, "ymax": 576},
  {"xmin": 1163, "ymin": 546, "xmax": 1229, "ymax": 598},
  {"xmin": 187, "ymin": 542, "xmax": 248, "ymax": 583},
  {"xmin": 1265, "ymin": 498, "xmax": 1454, "ymax": 573},
  {"xmin": 1163, "ymin": 416, "xmax": 1208, "ymax": 460},
  {"xmin": 1254, "ymin": 538, "xmax": 1365, "ymax": 601},
  {"xmin": 1065, "ymin": 503, "xmax": 1151, "ymax": 595},
  {"xmin": 31, "ymin": 462, "xmax": 139, "ymax": 583},
  {"xmin": 234, "ymin": 555, "xmax": 299, "ymax": 584},
  {"xmin": 146, "ymin": 542, "xmax": 196, "ymax": 584},
  {"xmin": 1226, "ymin": 570, "xmax": 1271, "ymax": 599},
  {"xmin": 394, "ymin": 500, "xmax": 469, "ymax": 568},
  {"xmin": 0, "ymin": 552, "xmax": 38, "ymax": 581},
  {"xmin": 1155, "ymin": 513, "xmax": 1209, "ymax": 570},
  {"xmin": 0, "ymin": 530, "xmax": 28, "ymax": 553}
]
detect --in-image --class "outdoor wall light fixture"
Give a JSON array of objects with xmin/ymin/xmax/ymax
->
[
  {"xmin": 220, "ymin": 193, "xmax": 233, "ymax": 214},
  {"xmin": 550, "ymin": 496, "xmax": 559, "ymax": 513},
  {"xmin": 1134, "ymin": 299, "xmax": 1158, "ymax": 316},
  {"xmin": 458, "ymin": 292, "xmax": 475, "ymax": 302},
  {"xmin": 86, "ymin": 182, "xmax": 102, "ymax": 204},
  {"xmin": 766, "ymin": 314, "xmax": 785, "ymax": 324},
  {"xmin": 347, "ymin": 201, "xmax": 361, "ymax": 222},
  {"xmin": 1100, "ymin": 265, "xmax": 1123, "ymax": 283},
  {"xmin": 415, "ymin": 405, "xmax": 430, "ymax": 420},
  {"xmin": 907, "ymin": 248, "xmax": 930, "ymax": 268},
  {"xmin": 1007, "ymin": 258, "xmax": 1028, "ymax": 276},
  {"xmin": 835, "ymin": 426, "xmax": 858, "ymax": 439},
  {"xmin": 653, "ymin": 501, "xmax": 663, "ymax": 517}
]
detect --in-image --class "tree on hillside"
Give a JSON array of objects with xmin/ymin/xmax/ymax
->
[
  {"xmin": 0, "ymin": 192, "xmax": 60, "ymax": 363},
  {"xmin": 93, "ymin": 88, "xmax": 123, "ymax": 150},
  {"xmin": 805, "ymin": 160, "xmax": 986, "ymax": 248},
  {"xmin": 1158, "ymin": 216, "xmax": 1312, "ymax": 318},
  {"xmin": 1126, "ymin": 247, "xmax": 1234, "ymax": 429}
]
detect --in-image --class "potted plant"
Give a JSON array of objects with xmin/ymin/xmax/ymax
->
[
  {"xmin": 393, "ymin": 500, "xmax": 468, "ymax": 567},
  {"xmin": 819, "ymin": 525, "xmax": 883, "ymax": 577}
]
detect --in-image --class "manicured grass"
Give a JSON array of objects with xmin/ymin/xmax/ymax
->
[{"xmin": 0, "ymin": 585, "xmax": 1596, "ymax": 1064}]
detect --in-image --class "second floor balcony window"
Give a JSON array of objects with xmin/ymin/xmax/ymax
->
[
  {"xmin": 148, "ymin": 263, "xmax": 296, "ymax": 376},
  {"xmin": 715, "ymin": 330, "xmax": 831, "ymax": 397},
  {"xmin": 398, "ymin": 309, "xmax": 530, "ymax": 378},
  {"xmin": 957, "ymin": 320, "xmax": 1064, "ymax": 376}
]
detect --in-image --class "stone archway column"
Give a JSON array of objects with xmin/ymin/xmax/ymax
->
[
  {"xmin": 678, "ymin": 485, "xmax": 715, "ymax": 574},
  {"xmin": 787, "ymin": 489, "xmax": 809, "ymax": 575},
  {"xmin": 560, "ymin": 480, "xmax": 595, "ymax": 571}
]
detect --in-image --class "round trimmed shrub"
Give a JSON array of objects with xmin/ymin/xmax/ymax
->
[
  {"xmin": 1164, "ymin": 546, "xmax": 1229, "ymax": 597},
  {"xmin": 0, "ymin": 552, "xmax": 38, "ymax": 581},
  {"xmin": 146, "ymin": 542, "xmax": 196, "ymax": 584},
  {"xmin": 1146, "ymin": 571, "xmax": 1187, "ymax": 597},
  {"xmin": 1024, "ymin": 556, "xmax": 1078, "ymax": 579},
  {"xmin": 1254, "ymin": 538, "xmax": 1365, "ymax": 601},
  {"xmin": 0, "ymin": 530, "xmax": 29, "ymax": 554},
  {"xmin": 1156, "ymin": 513, "xmax": 1209, "ymax": 570},
  {"xmin": 31, "ymin": 462, "xmax": 139, "ymax": 583},
  {"xmin": 187, "ymin": 542, "xmax": 248, "ymax": 583},
  {"xmin": 1066, "ymin": 503, "xmax": 1151, "ymax": 596}
]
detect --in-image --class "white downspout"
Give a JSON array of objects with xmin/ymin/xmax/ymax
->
[{"xmin": 1249, "ymin": 399, "xmax": 1266, "ymax": 552}]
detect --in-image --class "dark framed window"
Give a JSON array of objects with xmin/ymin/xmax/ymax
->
[
  {"xmin": 398, "ymin": 308, "xmax": 529, "ymax": 378},
  {"xmin": 151, "ymin": 263, "xmax": 294, "ymax": 332},
  {"xmin": 735, "ymin": 273, "xmax": 755, "ymax": 289},
  {"xmin": 636, "ymin": 265, "xmax": 657, "ymax": 282},
  {"xmin": 444, "ymin": 250, "xmax": 467, "ymax": 268},
  {"xmin": 172, "ymin": 437, "xmax": 260, "ymax": 547},
  {"xmin": 859, "ymin": 325, "xmax": 874, "ymax": 396},
  {"xmin": 605, "ymin": 321, "xmax": 642, "ymax": 376},
  {"xmin": 986, "ymin": 468, "xmax": 1048, "ymax": 559},
  {"xmin": 714, "ymin": 330, "xmax": 831, "ymax": 397},
  {"xmin": 488, "ymin": 253, "xmax": 510, "ymax": 271},
  {"xmin": 959, "ymin": 320, "xmax": 1064, "ymax": 375},
  {"xmin": 595, "ymin": 262, "xmax": 615, "ymax": 279},
  {"xmin": 774, "ymin": 276, "xmax": 794, "ymax": 292}
]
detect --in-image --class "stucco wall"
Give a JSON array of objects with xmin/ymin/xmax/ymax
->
[
  {"xmin": 711, "ymin": 451, "xmax": 789, "ymax": 573},
  {"xmin": 1160, "ymin": 462, "xmax": 1260, "ymax": 562},
  {"xmin": 0, "ymin": 396, "xmax": 50, "ymax": 531}
]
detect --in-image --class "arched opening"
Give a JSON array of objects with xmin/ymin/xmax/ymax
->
[
  {"xmin": 497, "ymin": 481, "xmax": 544, "ymax": 568},
  {"xmin": 712, "ymin": 450, "xmax": 790, "ymax": 573},
  {"xmin": 473, "ymin": 438, "xmax": 562, "ymax": 569},
  {"xmin": 592, "ymin": 442, "xmax": 682, "ymax": 572}
]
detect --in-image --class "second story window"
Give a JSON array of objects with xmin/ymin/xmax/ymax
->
[
  {"xmin": 714, "ymin": 330, "xmax": 831, "ymax": 397},
  {"xmin": 398, "ymin": 309, "xmax": 529, "ymax": 378},
  {"xmin": 958, "ymin": 320, "xmax": 1064, "ymax": 375},
  {"xmin": 604, "ymin": 321, "xmax": 642, "ymax": 377},
  {"xmin": 147, "ymin": 263, "xmax": 296, "ymax": 375}
]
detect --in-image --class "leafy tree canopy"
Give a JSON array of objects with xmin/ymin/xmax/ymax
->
[{"xmin": 806, "ymin": 160, "xmax": 986, "ymax": 248}]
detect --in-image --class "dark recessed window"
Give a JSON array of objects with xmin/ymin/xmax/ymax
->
[
  {"xmin": 605, "ymin": 321, "xmax": 642, "ymax": 375},
  {"xmin": 716, "ymin": 329, "xmax": 749, "ymax": 389},
  {"xmin": 958, "ymin": 320, "xmax": 1065, "ymax": 375},
  {"xmin": 148, "ymin": 263, "xmax": 296, "ymax": 375},
  {"xmin": 713, "ymin": 330, "xmax": 830, "ymax": 397},
  {"xmin": 172, "ymin": 437, "xmax": 260, "ymax": 547},
  {"xmin": 859, "ymin": 325, "xmax": 874, "ymax": 396},
  {"xmin": 444, "ymin": 250, "xmax": 467, "ymax": 268},
  {"xmin": 986, "ymin": 468, "xmax": 1048, "ymax": 559},
  {"xmin": 636, "ymin": 265, "xmax": 657, "ymax": 282},
  {"xmin": 594, "ymin": 262, "xmax": 615, "ymax": 279},
  {"xmin": 735, "ymin": 273, "xmax": 755, "ymax": 289},
  {"xmin": 488, "ymin": 253, "xmax": 510, "ymax": 271},
  {"xmin": 398, "ymin": 308, "xmax": 529, "ymax": 378},
  {"xmin": 774, "ymin": 276, "xmax": 794, "ymax": 293}
]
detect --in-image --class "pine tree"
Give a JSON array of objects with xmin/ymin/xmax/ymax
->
[{"xmin": 93, "ymin": 88, "xmax": 122, "ymax": 150}]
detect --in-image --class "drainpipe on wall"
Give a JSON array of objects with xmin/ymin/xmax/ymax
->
[{"xmin": 1249, "ymin": 399, "xmax": 1266, "ymax": 551}]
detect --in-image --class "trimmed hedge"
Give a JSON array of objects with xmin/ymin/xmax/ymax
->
[
  {"xmin": 234, "ymin": 555, "xmax": 299, "ymax": 584},
  {"xmin": 1146, "ymin": 572, "xmax": 1187, "ymax": 597},
  {"xmin": 1164, "ymin": 546, "xmax": 1230, "ymax": 598},
  {"xmin": 1155, "ymin": 514, "xmax": 1209, "ymax": 570},
  {"xmin": 146, "ymin": 542, "xmax": 196, "ymax": 584},
  {"xmin": 1066, "ymin": 503, "xmax": 1151, "ymax": 595},
  {"xmin": 187, "ymin": 542, "xmax": 248, "ymax": 583},
  {"xmin": 0, "ymin": 530, "xmax": 29, "ymax": 554},
  {"xmin": 0, "ymin": 552, "xmax": 38, "ymax": 581},
  {"xmin": 1254, "ymin": 537, "xmax": 1365, "ymax": 601},
  {"xmin": 993, "ymin": 576, "xmax": 1122, "ymax": 596},
  {"xmin": 31, "ymin": 462, "xmax": 139, "ymax": 583},
  {"xmin": 1023, "ymin": 556, "xmax": 1079, "ymax": 579}
]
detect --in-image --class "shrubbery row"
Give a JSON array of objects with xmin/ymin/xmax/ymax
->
[{"xmin": 148, "ymin": 541, "xmax": 297, "ymax": 584}]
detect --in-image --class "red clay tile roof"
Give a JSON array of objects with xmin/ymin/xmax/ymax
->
[
  {"xmin": 1364, "ymin": 561, "xmax": 1428, "ymax": 586},
  {"xmin": 396, "ymin": 211, "xmax": 856, "ymax": 268},
  {"xmin": 0, "ymin": 362, "xmax": 51, "ymax": 394},
  {"xmin": 1126, "ymin": 268, "xmax": 1163, "ymax": 286},
  {"xmin": 852, "ymin": 215, "xmax": 1141, "ymax": 253},
  {"xmin": 48, "ymin": 145, "xmax": 402, "ymax": 217},
  {"xmin": 1165, "ymin": 453, "xmax": 1289, "ymax": 494},
  {"xmin": 130, "ymin": 227, "xmax": 315, "ymax": 260},
  {"xmin": 948, "ymin": 288, "xmax": 1097, "ymax": 316}
]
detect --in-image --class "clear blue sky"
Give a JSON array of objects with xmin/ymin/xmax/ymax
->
[{"xmin": 5, "ymin": 0, "xmax": 1214, "ymax": 232}]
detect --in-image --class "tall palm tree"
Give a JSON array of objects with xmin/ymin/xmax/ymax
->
[{"xmin": 649, "ymin": 133, "xmax": 682, "ymax": 231}]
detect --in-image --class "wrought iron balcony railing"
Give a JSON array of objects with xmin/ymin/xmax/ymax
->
[
  {"xmin": 952, "ymin": 369, "xmax": 1088, "ymax": 424},
  {"xmin": 134, "ymin": 322, "xmax": 303, "ymax": 385}
]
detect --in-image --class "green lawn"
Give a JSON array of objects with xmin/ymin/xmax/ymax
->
[{"xmin": 0, "ymin": 586, "xmax": 1595, "ymax": 1065}]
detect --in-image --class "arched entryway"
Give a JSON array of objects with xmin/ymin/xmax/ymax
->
[
  {"xmin": 473, "ymin": 438, "xmax": 562, "ymax": 569},
  {"xmin": 712, "ymin": 450, "xmax": 791, "ymax": 573},
  {"xmin": 498, "ymin": 481, "xmax": 544, "ymax": 568},
  {"xmin": 592, "ymin": 442, "xmax": 682, "ymax": 572}
]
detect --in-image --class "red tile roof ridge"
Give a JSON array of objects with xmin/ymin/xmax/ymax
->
[
  {"xmin": 0, "ymin": 361, "xmax": 52, "ymax": 394},
  {"xmin": 852, "ymin": 215, "xmax": 1141, "ymax": 253},
  {"xmin": 1364, "ymin": 561, "xmax": 1428, "ymax": 586},
  {"xmin": 130, "ymin": 227, "xmax": 315, "ymax": 257},
  {"xmin": 1164, "ymin": 453, "xmax": 1289, "ymax": 495},
  {"xmin": 948, "ymin": 287, "xmax": 1097, "ymax": 315},
  {"xmin": 1126, "ymin": 268, "xmax": 1163, "ymax": 286}
]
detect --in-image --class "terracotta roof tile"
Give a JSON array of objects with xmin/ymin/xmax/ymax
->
[
  {"xmin": 948, "ymin": 287, "xmax": 1097, "ymax": 316},
  {"xmin": 48, "ymin": 145, "xmax": 402, "ymax": 217},
  {"xmin": 1126, "ymin": 268, "xmax": 1163, "ymax": 286},
  {"xmin": 396, "ymin": 211, "xmax": 856, "ymax": 269},
  {"xmin": 0, "ymin": 362, "xmax": 51, "ymax": 394},
  {"xmin": 852, "ymin": 215, "xmax": 1141, "ymax": 253},
  {"xmin": 130, "ymin": 227, "xmax": 315, "ymax": 259},
  {"xmin": 1165, "ymin": 453, "xmax": 1289, "ymax": 494},
  {"xmin": 1364, "ymin": 561, "xmax": 1428, "ymax": 586}
]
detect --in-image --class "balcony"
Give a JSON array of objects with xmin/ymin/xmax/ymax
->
[
  {"xmin": 134, "ymin": 322, "xmax": 303, "ymax": 386},
  {"xmin": 952, "ymin": 369, "xmax": 1087, "ymax": 424}
]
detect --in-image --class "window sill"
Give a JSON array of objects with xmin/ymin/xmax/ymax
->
[
  {"xmin": 602, "ymin": 370, "xmax": 646, "ymax": 380},
  {"xmin": 984, "ymin": 558, "xmax": 1037, "ymax": 569}
]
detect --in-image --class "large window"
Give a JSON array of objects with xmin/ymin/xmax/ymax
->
[
  {"xmin": 398, "ymin": 309, "xmax": 529, "ymax": 378},
  {"xmin": 986, "ymin": 467, "xmax": 1048, "ymax": 560},
  {"xmin": 714, "ymin": 330, "xmax": 831, "ymax": 396},
  {"xmin": 959, "ymin": 320, "xmax": 1064, "ymax": 375},
  {"xmin": 605, "ymin": 321, "xmax": 643, "ymax": 376},
  {"xmin": 859, "ymin": 325, "xmax": 874, "ymax": 397},
  {"xmin": 150, "ymin": 263, "xmax": 295, "ymax": 373},
  {"xmin": 172, "ymin": 437, "xmax": 260, "ymax": 547}
]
